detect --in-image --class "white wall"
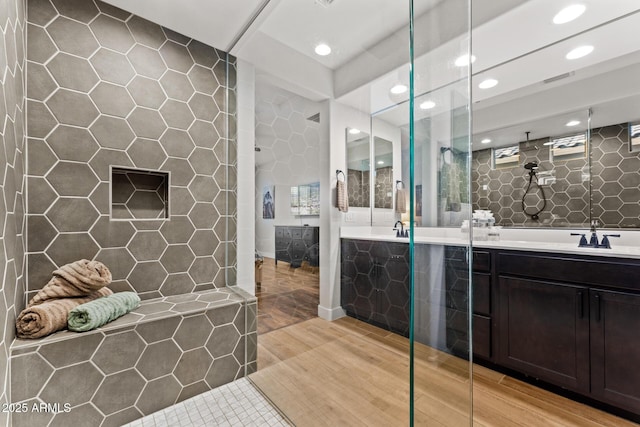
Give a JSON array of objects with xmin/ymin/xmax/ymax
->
[
  {"xmin": 236, "ymin": 60, "xmax": 256, "ymax": 295},
  {"xmin": 254, "ymin": 82, "xmax": 322, "ymax": 259}
]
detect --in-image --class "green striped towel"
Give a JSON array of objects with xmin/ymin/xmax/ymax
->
[{"xmin": 68, "ymin": 292, "xmax": 141, "ymax": 332}]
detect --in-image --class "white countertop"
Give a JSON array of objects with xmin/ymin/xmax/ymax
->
[{"xmin": 340, "ymin": 226, "xmax": 640, "ymax": 259}]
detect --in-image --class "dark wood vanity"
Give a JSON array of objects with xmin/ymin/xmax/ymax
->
[{"xmin": 340, "ymin": 238, "xmax": 640, "ymax": 420}]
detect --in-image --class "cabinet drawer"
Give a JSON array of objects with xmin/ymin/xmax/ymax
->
[
  {"xmin": 473, "ymin": 314, "xmax": 491, "ymax": 360},
  {"xmin": 473, "ymin": 273, "xmax": 491, "ymax": 316},
  {"xmin": 473, "ymin": 251, "xmax": 491, "ymax": 272}
]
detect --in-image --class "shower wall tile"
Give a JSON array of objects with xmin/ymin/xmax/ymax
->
[
  {"xmin": 471, "ymin": 123, "xmax": 639, "ymax": 228},
  {"xmin": 10, "ymin": 291, "xmax": 256, "ymax": 427},
  {"xmin": 0, "ymin": 0, "xmax": 26, "ymax": 424},
  {"xmin": 25, "ymin": 0, "xmax": 237, "ymax": 299}
]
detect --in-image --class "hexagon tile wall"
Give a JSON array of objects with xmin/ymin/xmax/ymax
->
[
  {"xmin": 25, "ymin": 0, "xmax": 238, "ymax": 301},
  {"xmin": 0, "ymin": 0, "xmax": 27, "ymax": 424}
]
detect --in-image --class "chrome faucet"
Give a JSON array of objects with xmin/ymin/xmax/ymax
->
[{"xmin": 393, "ymin": 221, "xmax": 408, "ymax": 238}]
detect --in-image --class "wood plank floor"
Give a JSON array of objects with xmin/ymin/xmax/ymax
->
[
  {"xmin": 256, "ymin": 257, "xmax": 319, "ymax": 334},
  {"xmin": 251, "ymin": 317, "xmax": 638, "ymax": 427}
]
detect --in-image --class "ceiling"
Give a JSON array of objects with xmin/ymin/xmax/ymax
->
[{"xmin": 104, "ymin": 0, "xmax": 640, "ymax": 151}]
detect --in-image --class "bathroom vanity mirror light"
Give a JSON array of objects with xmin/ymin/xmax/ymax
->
[{"xmin": 345, "ymin": 128, "xmax": 371, "ymax": 208}]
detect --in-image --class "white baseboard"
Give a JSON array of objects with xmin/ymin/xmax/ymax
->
[{"xmin": 317, "ymin": 305, "xmax": 346, "ymax": 321}]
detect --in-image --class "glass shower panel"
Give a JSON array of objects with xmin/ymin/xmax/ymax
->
[{"xmin": 409, "ymin": 0, "xmax": 473, "ymax": 425}]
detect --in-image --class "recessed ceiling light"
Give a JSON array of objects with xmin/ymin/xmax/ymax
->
[
  {"xmin": 543, "ymin": 141, "xmax": 554, "ymax": 146},
  {"xmin": 455, "ymin": 54, "xmax": 476, "ymax": 67},
  {"xmin": 478, "ymin": 79, "xmax": 498, "ymax": 89},
  {"xmin": 481, "ymin": 138, "xmax": 491, "ymax": 144},
  {"xmin": 553, "ymin": 4, "xmax": 586, "ymax": 24},
  {"xmin": 314, "ymin": 43, "xmax": 331, "ymax": 56},
  {"xmin": 566, "ymin": 45, "xmax": 593, "ymax": 60},
  {"xmin": 349, "ymin": 128, "xmax": 361, "ymax": 135},
  {"xmin": 419, "ymin": 100, "xmax": 436, "ymax": 110},
  {"xmin": 377, "ymin": 160, "xmax": 384, "ymax": 165},
  {"xmin": 390, "ymin": 84, "xmax": 408, "ymax": 94},
  {"xmin": 566, "ymin": 120, "xmax": 581, "ymax": 127}
]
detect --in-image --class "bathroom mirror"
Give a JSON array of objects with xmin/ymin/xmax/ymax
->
[
  {"xmin": 373, "ymin": 136, "xmax": 393, "ymax": 209},
  {"xmin": 630, "ymin": 122, "xmax": 640, "ymax": 153},
  {"xmin": 470, "ymin": 1, "xmax": 640, "ymax": 229},
  {"xmin": 346, "ymin": 127, "xmax": 370, "ymax": 208}
]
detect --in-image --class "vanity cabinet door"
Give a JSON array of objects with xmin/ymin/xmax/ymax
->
[
  {"xmin": 375, "ymin": 244, "xmax": 410, "ymax": 337},
  {"xmin": 340, "ymin": 240, "xmax": 376, "ymax": 322},
  {"xmin": 590, "ymin": 289, "xmax": 640, "ymax": 414},
  {"xmin": 497, "ymin": 276, "xmax": 590, "ymax": 394}
]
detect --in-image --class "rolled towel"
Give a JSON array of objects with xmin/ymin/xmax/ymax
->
[
  {"xmin": 68, "ymin": 292, "xmax": 141, "ymax": 332},
  {"xmin": 395, "ymin": 188, "xmax": 407, "ymax": 214},
  {"xmin": 16, "ymin": 288, "xmax": 113, "ymax": 339},
  {"xmin": 336, "ymin": 180, "xmax": 349, "ymax": 212},
  {"xmin": 28, "ymin": 259, "xmax": 112, "ymax": 306}
]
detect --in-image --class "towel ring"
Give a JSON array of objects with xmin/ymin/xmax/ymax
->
[
  {"xmin": 396, "ymin": 180, "xmax": 404, "ymax": 189},
  {"xmin": 336, "ymin": 170, "xmax": 345, "ymax": 181}
]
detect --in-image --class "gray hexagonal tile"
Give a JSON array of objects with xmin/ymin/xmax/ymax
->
[
  {"xmin": 128, "ymin": 107, "xmax": 167, "ymax": 139},
  {"xmin": 40, "ymin": 362, "xmax": 103, "ymax": 406},
  {"xmin": 27, "ymin": 62, "xmax": 57, "ymax": 101},
  {"xmin": 207, "ymin": 304, "xmax": 240, "ymax": 327},
  {"xmin": 128, "ymin": 231, "xmax": 167, "ymax": 261},
  {"xmin": 47, "ymin": 197, "xmax": 99, "ymax": 232},
  {"xmin": 183, "ymin": 150, "xmax": 216, "ymax": 179},
  {"xmin": 90, "ymin": 48, "xmax": 135, "ymax": 85},
  {"xmin": 10, "ymin": 353, "xmax": 54, "ymax": 402},
  {"xmin": 189, "ymin": 257, "xmax": 216, "ymax": 285},
  {"xmin": 160, "ymin": 272, "xmax": 196, "ymax": 295},
  {"xmin": 213, "ymin": 139, "xmax": 227, "ymax": 163},
  {"xmin": 48, "ymin": 403, "xmax": 103, "ymax": 427},
  {"xmin": 174, "ymin": 347, "xmax": 212, "ymax": 386},
  {"xmin": 161, "ymin": 158, "xmax": 195, "ymax": 186},
  {"xmin": 190, "ymin": 121, "xmax": 219, "ymax": 152},
  {"xmin": 160, "ymin": 70, "xmax": 194, "ymax": 101},
  {"xmin": 112, "ymin": 172, "xmax": 135, "ymax": 203},
  {"xmin": 47, "ymin": 126, "xmax": 100, "ymax": 162},
  {"xmin": 160, "ymin": 99, "xmax": 195, "ymax": 130},
  {"xmin": 90, "ymin": 116, "xmax": 135, "ymax": 150},
  {"xmin": 160, "ymin": 40, "xmax": 194, "ymax": 73},
  {"xmin": 213, "ymin": 243, "xmax": 226, "ymax": 268},
  {"xmin": 47, "ymin": 89, "xmax": 99, "ymax": 126},
  {"xmin": 90, "ymin": 14, "xmax": 135, "ymax": 53},
  {"xmin": 127, "ymin": 75, "xmax": 166, "ymax": 109},
  {"xmin": 51, "ymin": 0, "xmax": 100, "ymax": 23},
  {"xmin": 47, "ymin": 16, "xmax": 99, "ymax": 57},
  {"xmin": 27, "ymin": 215, "xmax": 57, "ymax": 252},
  {"xmin": 127, "ymin": 15, "xmax": 166, "ymax": 49},
  {"xmin": 188, "ymin": 65, "xmax": 217, "ymax": 94},
  {"xmin": 136, "ymin": 340, "xmax": 182, "ymax": 380},
  {"xmin": 40, "ymin": 333, "xmax": 103, "ymax": 368},
  {"xmin": 160, "ymin": 244, "xmax": 195, "ymax": 273},
  {"xmin": 28, "ymin": 177, "xmax": 58, "ymax": 214},
  {"xmin": 93, "ymin": 330, "xmax": 146, "ymax": 375},
  {"xmin": 188, "ymin": 93, "xmax": 218, "ymax": 122},
  {"xmin": 93, "ymin": 369, "xmax": 146, "ymax": 415},
  {"xmin": 47, "ymin": 52, "xmax": 99, "ymax": 92},
  {"xmin": 46, "ymin": 161, "xmax": 99, "ymax": 196},
  {"xmin": 160, "ymin": 216, "xmax": 195, "ymax": 244},
  {"xmin": 27, "ymin": 139, "xmax": 57, "ymax": 177},
  {"xmin": 96, "ymin": 247, "xmax": 136, "ymax": 280},
  {"xmin": 90, "ymin": 82, "xmax": 135, "ymax": 118},
  {"xmin": 189, "ymin": 203, "xmax": 217, "ymax": 229},
  {"xmin": 136, "ymin": 375, "xmax": 181, "ymax": 415},
  {"xmin": 189, "ymin": 229, "xmax": 218, "ymax": 256},
  {"xmin": 27, "ymin": 24, "xmax": 57, "ymax": 63},
  {"xmin": 47, "ymin": 233, "xmax": 99, "ymax": 266},
  {"xmin": 174, "ymin": 314, "xmax": 212, "ymax": 351},
  {"xmin": 205, "ymin": 354, "xmax": 239, "ymax": 389},
  {"xmin": 159, "ymin": 128, "xmax": 194, "ymax": 158},
  {"xmin": 90, "ymin": 216, "xmax": 135, "ymax": 247},
  {"xmin": 135, "ymin": 316, "xmax": 180, "ymax": 344},
  {"xmin": 213, "ymin": 165, "xmax": 226, "ymax": 190},
  {"xmin": 187, "ymin": 40, "xmax": 218, "ymax": 68},
  {"xmin": 127, "ymin": 44, "xmax": 167, "ymax": 79},
  {"xmin": 128, "ymin": 261, "xmax": 168, "ymax": 293},
  {"xmin": 88, "ymin": 149, "xmax": 134, "ymax": 182},
  {"xmin": 127, "ymin": 138, "xmax": 167, "ymax": 170},
  {"xmin": 27, "ymin": 100, "xmax": 57, "ymax": 139},
  {"xmin": 170, "ymin": 187, "xmax": 196, "ymax": 215},
  {"xmin": 188, "ymin": 176, "xmax": 216, "ymax": 202},
  {"xmin": 28, "ymin": 0, "xmax": 58, "ymax": 26},
  {"xmin": 127, "ymin": 191, "xmax": 167, "ymax": 219},
  {"xmin": 213, "ymin": 191, "xmax": 228, "ymax": 215}
]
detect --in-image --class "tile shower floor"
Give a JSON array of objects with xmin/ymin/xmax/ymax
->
[{"xmin": 124, "ymin": 378, "xmax": 291, "ymax": 427}]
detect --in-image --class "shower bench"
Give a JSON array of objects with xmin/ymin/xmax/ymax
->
[{"xmin": 9, "ymin": 288, "xmax": 257, "ymax": 427}]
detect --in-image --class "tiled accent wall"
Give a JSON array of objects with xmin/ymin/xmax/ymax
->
[
  {"xmin": 0, "ymin": 0, "xmax": 26, "ymax": 424},
  {"xmin": 347, "ymin": 169, "xmax": 369, "ymax": 207},
  {"xmin": 374, "ymin": 166, "xmax": 392, "ymax": 209},
  {"xmin": 10, "ymin": 289, "xmax": 257, "ymax": 427},
  {"xmin": 25, "ymin": 0, "xmax": 237, "ymax": 300},
  {"xmin": 472, "ymin": 124, "xmax": 639, "ymax": 228}
]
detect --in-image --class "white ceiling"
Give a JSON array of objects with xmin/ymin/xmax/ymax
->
[{"xmin": 104, "ymin": 0, "xmax": 640, "ymax": 152}]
